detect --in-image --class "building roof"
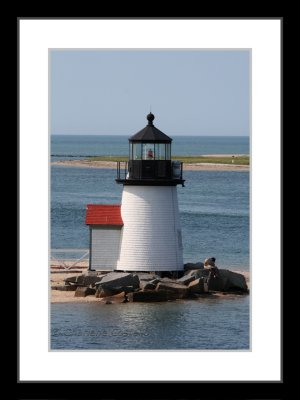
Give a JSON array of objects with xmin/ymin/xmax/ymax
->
[
  {"xmin": 129, "ymin": 113, "xmax": 172, "ymax": 143},
  {"xmin": 86, "ymin": 204, "xmax": 123, "ymax": 226}
]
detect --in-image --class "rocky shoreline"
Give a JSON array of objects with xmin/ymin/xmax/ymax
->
[{"xmin": 51, "ymin": 260, "xmax": 249, "ymax": 304}]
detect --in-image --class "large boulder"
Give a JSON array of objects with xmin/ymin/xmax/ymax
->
[
  {"xmin": 160, "ymin": 277, "xmax": 174, "ymax": 283},
  {"xmin": 74, "ymin": 286, "xmax": 96, "ymax": 297},
  {"xmin": 136, "ymin": 273, "xmax": 159, "ymax": 281},
  {"xmin": 80, "ymin": 274, "xmax": 105, "ymax": 287},
  {"xmin": 140, "ymin": 281, "xmax": 157, "ymax": 290},
  {"xmin": 96, "ymin": 272, "xmax": 140, "ymax": 290},
  {"xmin": 188, "ymin": 278, "xmax": 205, "ymax": 294},
  {"xmin": 207, "ymin": 276, "xmax": 224, "ymax": 291},
  {"xmin": 184, "ymin": 262, "xmax": 204, "ymax": 271},
  {"xmin": 128, "ymin": 290, "xmax": 176, "ymax": 302},
  {"xmin": 208, "ymin": 269, "xmax": 248, "ymax": 292},
  {"xmin": 100, "ymin": 292, "xmax": 128, "ymax": 304},
  {"xmin": 95, "ymin": 286, "xmax": 115, "ymax": 298},
  {"xmin": 184, "ymin": 269, "xmax": 210, "ymax": 279},
  {"xmin": 176, "ymin": 274, "xmax": 196, "ymax": 286},
  {"xmin": 95, "ymin": 285, "xmax": 135, "ymax": 298},
  {"xmin": 156, "ymin": 282, "xmax": 189, "ymax": 299},
  {"xmin": 220, "ymin": 269, "xmax": 248, "ymax": 291},
  {"xmin": 65, "ymin": 274, "xmax": 104, "ymax": 288},
  {"xmin": 64, "ymin": 276, "xmax": 78, "ymax": 284},
  {"xmin": 149, "ymin": 278, "xmax": 160, "ymax": 285}
]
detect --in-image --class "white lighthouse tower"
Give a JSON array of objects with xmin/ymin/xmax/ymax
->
[{"xmin": 116, "ymin": 113, "xmax": 185, "ymax": 273}]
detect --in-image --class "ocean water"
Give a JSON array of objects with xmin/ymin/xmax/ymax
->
[
  {"xmin": 51, "ymin": 296, "xmax": 249, "ymax": 350},
  {"xmin": 51, "ymin": 135, "xmax": 249, "ymax": 161},
  {"xmin": 51, "ymin": 135, "xmax": 250, "ymax": 350}
]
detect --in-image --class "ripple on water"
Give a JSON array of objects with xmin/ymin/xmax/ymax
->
[{"xmin": 51, "ymin": 295, "xmax": 249, "ymax": 350}]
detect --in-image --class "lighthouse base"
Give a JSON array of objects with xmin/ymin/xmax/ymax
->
[{"xmin": 117, "ymin": 186, "xmax": 184, "ymax": 272}]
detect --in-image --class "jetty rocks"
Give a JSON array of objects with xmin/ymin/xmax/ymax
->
[{"xmin": 61, "ymin": 259, "xmax": 249, "ymax": 303}]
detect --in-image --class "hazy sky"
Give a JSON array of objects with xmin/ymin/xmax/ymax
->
[{"xmin": 51, "ymin": 50, "xmax": 250, "ymax": 136}]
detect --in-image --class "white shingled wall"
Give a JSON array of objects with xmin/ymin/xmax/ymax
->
[
  {"xmin": 117, "ymin": 186, "xmax": 183, "ymax": 271},
  {"xmin": 91, "ymin": 227, "xmax": 121, "ymax": 270}
]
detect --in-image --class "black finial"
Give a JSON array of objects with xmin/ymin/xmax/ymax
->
[{"xmin": 147, "ymin": 112, "xmax": 155, "ymax": 126}]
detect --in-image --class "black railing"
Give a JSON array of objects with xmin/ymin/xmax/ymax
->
[
  {"xmin": 117, "ymin": 160, "xmax": 184, "ymax": 182},
  {"xmin": 116, "ymin": 161, "xmax": 128, "ymax": 180},
  {"xmin": 180, "ymin": 161, "xmax": 183, "ymax": 181}
]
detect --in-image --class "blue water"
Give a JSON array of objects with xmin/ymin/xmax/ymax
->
[
  {"xmin": 51, "ymin": 135, "xmax": 249, "ymax": 161},
  {"xmin": 51, "ymin": 167, "xmax": 249, "ymax": 269},
  {"xmin": 51, "ymin": 296, "xmax": 249, "ymax": 350},
  {"xmin": 51, "ymin": 135, "xmax": 250, "ymax": 350}
]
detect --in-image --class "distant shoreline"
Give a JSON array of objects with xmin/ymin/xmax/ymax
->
[{"xmin": 51, "ymin": 155, "xmax": 249, "ymax": 172}]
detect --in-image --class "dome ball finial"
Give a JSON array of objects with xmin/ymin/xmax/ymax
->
[{"xmin": 147, "ymin": 112, "xmax": 155, "ymax": 125}]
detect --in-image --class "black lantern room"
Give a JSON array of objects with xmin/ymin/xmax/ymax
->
[{"xmin": 116, "ymin": 113, "xmax": 184, "ymax": 186}]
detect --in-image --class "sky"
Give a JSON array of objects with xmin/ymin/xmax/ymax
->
[{"xmin": 51, "ymin": 50, "xmax": 250, "ymax": 136}]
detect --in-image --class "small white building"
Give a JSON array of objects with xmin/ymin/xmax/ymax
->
[
  {"xmin": 86, "ymin": 113, "xmax": 185, "ymax": 273},
  {"xmin": 86, "ymin": 204, "xmax": 123, "ymax": 270}
]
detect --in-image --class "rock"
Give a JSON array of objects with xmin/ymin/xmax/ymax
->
[
  {"xmin": 149, "ymin": 278, "xmax": 160, "ymax": 285},
  {"xmin": 208, "ymin": 269, "xmax": 248, "ymax": 292},
  {"xmin": 207, "ymin": 276, "xmax": 224, "ymax": 291},
  {"xmin": 95, "ymin": 287, "xmax": 115, "ymax": 298},
  {"xmin": 65, "ymin": 274, "xmax": 104, "ymax": 288},
  {"xmin": 136, "ymin": 273, "xmax": 159, "ymax": 281},
  {"xmin": 95, "ymin": 285, "xmax": 135, "ymax": 298},
  {"xmin": 64, "ymin": 276, "xmax": 78, "ymax": 284},
  {"xmin": 96, "ymin": 272, "xmax": 140, "ymax": 290},
  {"xmin": 140, "ymin": 281, "xmax": 157, "ymax": 290},
  {"xmin": 193, "ymin": 262, "xmax": 204, "ymax": 269},
  {"xmin": 219, "ymin": 269, "xmax": 248, "ymax": 291},
  {"xmin": 183, "ymin": 263, "xmax": 194, "ymax": 270},
  {"xmin": 74, "ymin": 286, "xmax": 96, "ymax": 297},
  {"xmin": 127, "ymin": 290, "xmax": 176, "ymax": 302},
  {"xmin": 83, "ymin": 275, "xmax": 105, "ymax": 287},
  {"xmin": 184, "ymin": 262, "xmax": 204, "ymax": 271},
  {"xmin": 204, "ymin": 257, "xmax": 216, "ymax": 267},
  {"xmin": 184, "ymin": 269, "xmax": 210, "ymax": 279},
  {"xmin": 176, "ymin": 275, "xmax": 196, "ymax": 286},
  {"xmin": 78, "ymin": 274, "xmax": 104, "ymax": 287},
  {"xmin": 52, "ymin": 285, "xmax": 77, "ymax": 291},
  {"xmin": 156, "ymin": 282, "xmax": 189, "ymax": 299},
  {"xmin": 188, "ymin": 278, "xmax": 205, "ymax": 294},
  {"xmin": 160, "ymin": 277, "xmax": 174, "ymax": 282},
  {"xmin": 100, "ymin": 292, "xmax": 128, "ymax": 304}
]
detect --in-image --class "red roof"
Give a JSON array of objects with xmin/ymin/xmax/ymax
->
[{"xmin": 86, "ymin": 204, "xmax": 123, "ymax": 226}]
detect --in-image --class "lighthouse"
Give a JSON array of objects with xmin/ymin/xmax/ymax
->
[
  {"xmin": 86, "ymin": 113, "xmax": 185, "ymax": 273},
  {"xmin": 115, "ymin": 113, "xmax": 185, "ymax": 273}
]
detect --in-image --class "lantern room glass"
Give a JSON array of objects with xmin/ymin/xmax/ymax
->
[
  {"xmin": 130, "ymin": 142, "xmax": 171, "ymax": 160},
  {"xmin": 131, "ymin": 143, "xmax": 142, "ymax": 160}
]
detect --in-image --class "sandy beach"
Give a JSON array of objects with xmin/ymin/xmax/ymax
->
[{"xmin": 51, "ymin": 159, "xmax": 249, "ymax": 171}]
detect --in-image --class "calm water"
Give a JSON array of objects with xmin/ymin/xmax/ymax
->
[
  {"xmin": 51, "ymin": 135, "xmax": 249, "ymax": 161},
  {"xmin": 51, "ymin": 296, "xmax": 249, "ymax": 350},
  {"xmin": 51, "ymin": 135, "xmax": 250, "ymax": 350}
]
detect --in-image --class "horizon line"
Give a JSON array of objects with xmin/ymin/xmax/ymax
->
[{"xmin": 51, "ymin": 133, "xmax": 250, "ymax": 137}]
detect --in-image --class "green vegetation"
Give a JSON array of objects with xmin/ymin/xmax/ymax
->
[
  {"xmin": 174, "ymin": 156, "xmax": 249, "ymax": 165},
  {"xmin": 87, "ymin": 155, "xmax": 250, "ymax": 165}
]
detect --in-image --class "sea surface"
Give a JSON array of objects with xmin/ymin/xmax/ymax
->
[
  {"xmin": 51, "ymin": 135, "xmax": 250, "ymax": 350},
  {"xmin": 51, "ymin": 135, "xmax": 249, "ymax": 161},
  {"xmin": 51, "ymin": 296, "xmax": 249, "ymax": 350}
]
